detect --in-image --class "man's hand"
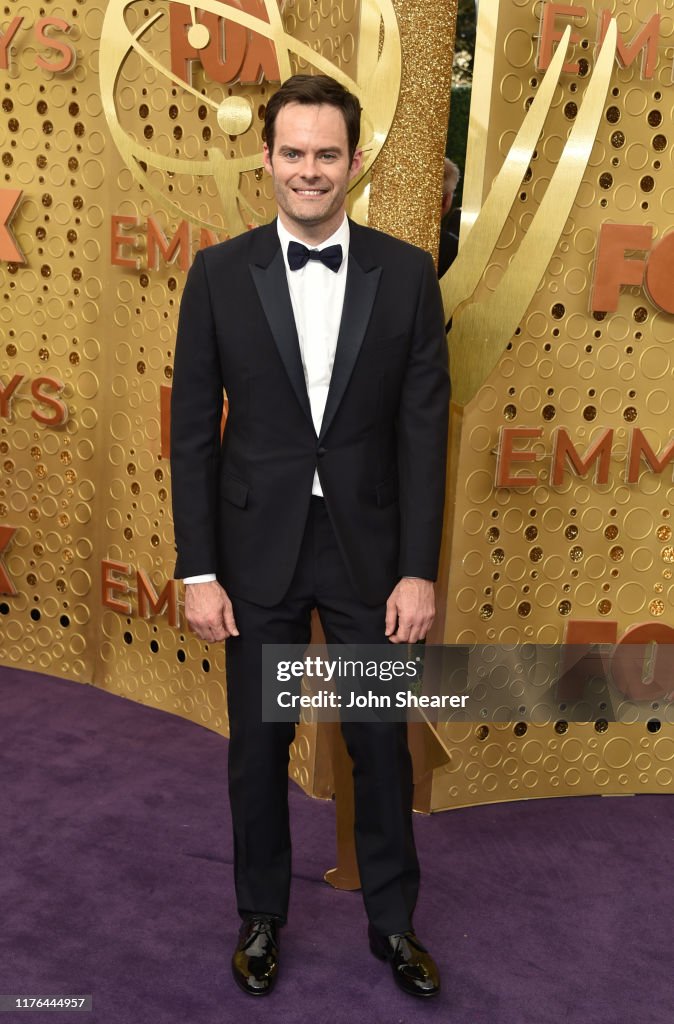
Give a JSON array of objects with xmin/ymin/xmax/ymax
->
[
  {"xmin": 385, "ymin": 577, "xmax": 435, "ymax": 644},
  {"xmin": 184, "ymin": 580, "xmax": 239, "ymax": 642}
]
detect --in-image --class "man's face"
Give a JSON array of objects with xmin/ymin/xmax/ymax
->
[{"xmin": 263, "ymin": 102, "xmax": 363, "ymax": 241}]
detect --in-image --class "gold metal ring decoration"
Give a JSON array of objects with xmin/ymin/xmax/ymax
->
[{"xmin": 100, "ymin": 0, "xmax": 402, "ymax": 237}]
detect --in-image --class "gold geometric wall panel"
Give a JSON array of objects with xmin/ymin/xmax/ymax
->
[
  {"xmin": 431, "ymin": 0, "xmax": 674, "ymax": 810},
  {"xmin": 0, "ymin": 1, "xmax": 450, "ymax": 800},
  {"xmin": 0, "ymin": 1, "xmax": 391, "ymax": 725},
  {"xmin": 431, "ymin": 719, "xmax": 674, "ymax": 810},
  {"xmin": 5, "ymin": 0, "xmax": 667, "ymax": 815},
  {"xmin": 448, "ymin": 1, "xmax": 674, "ymax": 647}
]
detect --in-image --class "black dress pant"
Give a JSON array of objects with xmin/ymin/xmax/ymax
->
[{"xmin": 224, "ymin": 497, "xmax": 419, "ymax": 935}]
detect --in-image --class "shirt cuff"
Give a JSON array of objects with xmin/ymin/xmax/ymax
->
[{"xmin": 183, "ymin": 573, "xmax": 217, "ymax": 585}]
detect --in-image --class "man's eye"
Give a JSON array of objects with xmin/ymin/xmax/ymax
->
[
  {"xmin": 322, "ymin": 153, "xmax": 337, "ymax": 161},
  {"xmin": 285, "ymin": 151, "xmax": 298, "ymax": 159}
]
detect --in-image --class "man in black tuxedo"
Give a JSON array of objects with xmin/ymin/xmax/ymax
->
[{"xmin": 171, "ymin": 75, "xmax": 449, "ymax": 999}]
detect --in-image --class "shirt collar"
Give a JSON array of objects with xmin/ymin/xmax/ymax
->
[{"xmin": 277, "ymin": 215, "xmax": 350, "ymax": 271}]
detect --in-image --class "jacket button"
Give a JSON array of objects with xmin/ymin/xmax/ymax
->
[{"xmin": 317, "ymin": 446, "xmax": 327, "ymax": 456}]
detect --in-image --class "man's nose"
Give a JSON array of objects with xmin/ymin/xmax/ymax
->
[{"xmin": 298, "ymin": 156, "xmax": 320, "ymax": 179}]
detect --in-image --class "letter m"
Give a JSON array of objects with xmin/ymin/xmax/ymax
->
[
  {"xmin": 137, "ymin": 570, "xmax": 180, "ymax": 628},
  {"xmin": 627, "ymin": 429, "xmax": 674, "ymax": 483},
  {"xmin": 598, "ymin": 11, "xmax": 660, "ymax": 78},
  {"xmin": 552, "ymin": 428, "xmax": 613, "ymax": 485},
  {"xmin": 147, "ymin": 216, "xmax": 191, "ymax": 271}
]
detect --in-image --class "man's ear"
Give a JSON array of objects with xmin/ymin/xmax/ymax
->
[
  {"xmin": 262, "ymin": 143, "xmax": 273, "ymax": 175},
  {"xmin": 349, "ymin": 147, "xmax": 364, "ymax": 180}
]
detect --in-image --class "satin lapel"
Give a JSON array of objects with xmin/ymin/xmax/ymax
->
[
  {"xmin": 318, "ymin": 252, "xmax": 382, "ymax": 443},
  {"xmin": 249, "ymin": 236, "xmax": 313, "ymax": 427}
]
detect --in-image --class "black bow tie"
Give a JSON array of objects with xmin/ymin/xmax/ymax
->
[{"xmin": 287, "ymin": 241, "xmax": 343, "ymax": 273}]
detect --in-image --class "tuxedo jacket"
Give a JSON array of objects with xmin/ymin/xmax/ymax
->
[{"xmin": 170, "ymin": 218, "xmax": 450, "ymax": 608}]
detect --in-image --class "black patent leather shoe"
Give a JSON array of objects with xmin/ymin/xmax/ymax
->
[
  {"xmin": 232, "ymin": 916, "xmax": 279, "ymax": 996},
  {"xmin": 368, "ymin": 924, "xmax": 441, "ymax": 998}
]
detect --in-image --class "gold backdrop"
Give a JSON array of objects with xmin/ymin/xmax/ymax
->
[
  {"xmin": 0, "ymin": 0, "xmax": 452, "ymax": 798},
  {"xmin": 433, "ymin": 0, "xmax": 674, "ymax": 809},
  {"xmin": 2, "ymin": 1, "xmax": 672, "ymax": 812}
]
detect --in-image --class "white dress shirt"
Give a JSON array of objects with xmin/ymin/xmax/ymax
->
[
  {"xmin": 183, "ymin": 216, "xmax": 349, "ymax": 585},
  {"xmin": 277, "ymin": 215, "xmax": 349, "ymax": 495}
]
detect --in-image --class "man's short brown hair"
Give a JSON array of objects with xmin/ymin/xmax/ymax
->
[{"xmin": 264, "ymin": 74, "xmax": 362, "ymax": 163}]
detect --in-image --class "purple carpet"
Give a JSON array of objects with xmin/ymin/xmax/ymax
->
[{"xmin": 0, "ymin": 666, "xmax": 670, "ymax": 1024}]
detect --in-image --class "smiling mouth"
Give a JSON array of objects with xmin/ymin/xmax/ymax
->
[{"xmin": 293, "ymin": 188, "xmax": 328, "ymax": 197}]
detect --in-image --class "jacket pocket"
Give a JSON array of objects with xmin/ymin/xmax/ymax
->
[
  {"xmin": 376, "ymin": 478, "xmax": 398, "ymax": 508},
  {"xmin": 221, "ymin": 473, "xmax": 249, "ymax": 509}
]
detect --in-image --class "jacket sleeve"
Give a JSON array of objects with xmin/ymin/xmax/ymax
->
[
  {"xmin": 170, "ymin": 249, "xmax": 224, "ymax": 580},
  {"xmin": 396, "ymin": 251, "xmax": 450, "ymax": 581}
]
